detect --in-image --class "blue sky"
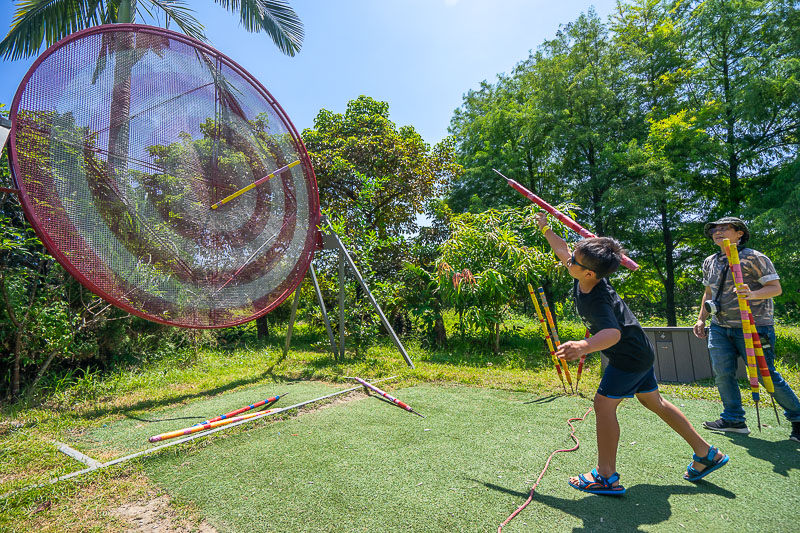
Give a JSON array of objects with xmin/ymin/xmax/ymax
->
[{"xmin": 1, "ymin": 0, "xmax": 618, "ymax": 146}]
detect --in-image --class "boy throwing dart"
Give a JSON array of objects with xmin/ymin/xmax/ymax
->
[{"xmin": 535, "ymin": 211, "xmax": 729, "ymax": 494}]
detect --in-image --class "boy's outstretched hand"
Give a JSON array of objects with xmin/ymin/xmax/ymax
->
[
  {"xmin": 534, "ymin": 210, "xmax": 548, "ymax": 230},
  {"xmin": 556, "ymin": 340, "xmax": 589, "ymax": 361}
]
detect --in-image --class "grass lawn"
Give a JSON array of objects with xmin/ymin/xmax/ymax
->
[
  {"xmin": 137, "ymin": 385, "xmax": 798, "ymax": 532},
  {"xmin": 2, "ymin": 322, "xmax": 800, "ymax": 532}
]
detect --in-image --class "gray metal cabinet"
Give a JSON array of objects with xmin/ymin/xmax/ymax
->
[{"xmin": 599, "ymin": 327, "xmax": 746, "ymax": 383}]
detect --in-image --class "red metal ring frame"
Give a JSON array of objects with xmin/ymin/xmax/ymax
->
[{"xmin": 9, "ymin": 24, "xmax": 321, "ymax": 328}]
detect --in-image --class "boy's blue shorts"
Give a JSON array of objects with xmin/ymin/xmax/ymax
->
[{"xmin": 597, "ymin": 365, "xmax": 658, "ymax": 399}]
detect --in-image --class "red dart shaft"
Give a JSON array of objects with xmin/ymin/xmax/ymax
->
[
  {"xmin": 348, "ymin": 377, "xmax": 425, "ymax": 418},
  {"xmin": 494, "ymin": 169, "xmax": 639, "ymax": 271}
]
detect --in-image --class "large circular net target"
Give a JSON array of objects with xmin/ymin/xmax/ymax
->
[{"xmin": 9, "ymin": 24, "xmax": 320, "ymax": 328}]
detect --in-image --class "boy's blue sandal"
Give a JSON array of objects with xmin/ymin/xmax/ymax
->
[
  {"xmin": 568, "ymin": 468, "xmax": 626, "ymax": 495},
  {"xmin": 684, "ymin": 445, "xmax": 729, "ymax": 482}
]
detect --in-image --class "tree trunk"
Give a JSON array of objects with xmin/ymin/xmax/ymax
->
[
  {"xmin": 493, "ymin": 321, "xmax": 500, "ymax": 355},
  {"xmin": 588, "ymin": 142, "xmax": 604, "ymax": 235},
  {"xmin": 107, "ymin": 32, "xmax": 134, "ymax": 180},
  {"xmin": 11, "ymin": 329, "xmax": 23, "ymax": 400},
  {"xmin": 256, "ymin": 316, "xmax": 269, "ymax": 340},
  {"xmin": 27, "ymin": 348, "xmax": 63, "ymax": 401},
  {"xmin": 721, "ymin": 47, "xmax": 741, "ymax": 210},
  {"xmin": 661, "ymin": 204, "xmax": 677, "ymax": 326},
  {"xmin": 434, "ymin": 315, "xmax": 447, "ymax": 347},
  {"xmin": 2, "ymin": 267, "xmax": 41, "ymax": 401}
]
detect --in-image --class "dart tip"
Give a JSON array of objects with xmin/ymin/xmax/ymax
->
[{"xmin": 492, "ymin": 168, "xmax": 508, "ymax": 180}]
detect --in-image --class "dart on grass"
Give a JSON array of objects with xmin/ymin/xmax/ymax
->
[
  {"xmin": 346, "ymin": 377, "xmax": 425, "ymax": 418},
  {"xmin": 191, "ymin": 393, "xmax": 286, "ymax": 427},
  {"xmin": 149, "ymin": 408, "xmax": 277, "ymax": 443}
]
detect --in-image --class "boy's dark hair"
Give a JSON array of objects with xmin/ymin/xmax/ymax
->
[{"xmin": 574, "ymin": 237, "xmax": 625, "ymax": 279}]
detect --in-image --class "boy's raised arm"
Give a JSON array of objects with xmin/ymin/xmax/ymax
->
[{"xmin": 535, "ymin": 211, "xmax": 571, "ymax": 266}]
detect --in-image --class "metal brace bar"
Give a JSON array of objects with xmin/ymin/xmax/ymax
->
[
  {"xmin": 338, "ymin": 241, "xmax": 346, "ymax": 356},
  {"xmin": 322, "ymin": 219, "xmax": 414, "ymax": 368},
  {"xmin": 310, "ymin": 263, "xmax": 338, "ymax": 358},
  {"xmin": 282, "ymin": 284, "xmax": 302, "ymax": 359},
  {"xmin": 0, "ymin": 117, "xmax": 10, "ymax": 152}
]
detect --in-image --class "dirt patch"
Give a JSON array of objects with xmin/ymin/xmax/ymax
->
[
  {"xmin": 299, "ymin": 389, "xmax": 365, "ymax": 414},
  {"xmin": 112, "ymin": 494, "xmax": 217, "ymax": 532}
]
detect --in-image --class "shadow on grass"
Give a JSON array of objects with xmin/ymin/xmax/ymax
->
[
  {"xmin": 124, "ymin": 401, "xmax": 280, "ymax": 423},
  {"xmin": 74, "ymin": 333, "xmax": 358, "ymax": 422},
  {"xmin": 80, "ymin": 372, "xmax": 307, "ymax": 421},
  {"xmin": 525, "ymin": 395, "xmax": 561, "ymax": 405},
  {"xmin": 711, "ymin": 432, "xmax": 800, "ymax": 477},
  {"xmin": 51, "ymin": 327, "xmax": 575, "ymax": 423},
  {"xmin": 419, "ymin": 337, "xmax": 553, "ymax": 372},
  {"xmin": 476, "ymin": 478, "xmax": 735, "ymax": 532}
]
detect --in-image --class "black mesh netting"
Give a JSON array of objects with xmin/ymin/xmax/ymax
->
[{"xmin": 10, "ymin": 24, "xmax": 320, "ymax": 328}]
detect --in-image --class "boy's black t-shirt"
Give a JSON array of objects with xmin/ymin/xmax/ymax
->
[{"xmin": 573, "ymin": 279, "xmax": 655, "ymax": 372}]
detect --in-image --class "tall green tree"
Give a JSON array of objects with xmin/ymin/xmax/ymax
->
[
  {"xmin": 449, "ymin": 8, "xmax": 638, "ymax": 239},
  {"xmin": 302, "ymin": 96, "xmax": 461, "ymax": 353},
  {"xmin": 743, "ymin": 1, "xmax": 800, "ymax": 316},
  {"xmin": 303, "ymin": 95, "xmax": 461, "ymax": 271},
  {"xmin": 448, "ymin": 74, "xmax": 555, "ymax": 212},
  {"xmin": 608, "ymin": 0, "xmax": 708, "ymax": 324},
  {"xmin": 530, "ymin": 8, "xmax": 635, "ymax": 235},
  {"xmin": 684, "ymin": 0, "xmax": 799, "ymax": 212},
  {"xmin": 0, "ymin": 0, "xmax": 303, "ymax": 58}
]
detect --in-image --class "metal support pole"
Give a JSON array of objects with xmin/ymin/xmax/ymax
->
[
  {"xmin": 323, "ymin": 220, "xmax": 414, "ymax": 368},
  {"xmin": 338, "ymin": 242, "xmax": 346, "ymax": 357},
  {"xmin": 282, "ymin": 285, "xmax": 302, "ymax": 359},
  {"xmin": 309, "ymin": 263, "xmax": 338, "ymax": 359}
]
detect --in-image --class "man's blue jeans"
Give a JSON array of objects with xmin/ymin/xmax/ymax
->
[{"xmin": 708, "ymin": 323, "xmax": 800, "ymax": 423}]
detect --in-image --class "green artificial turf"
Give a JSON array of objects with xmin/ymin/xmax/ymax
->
[
  {"xmin": 122, "ymin": 384, "xmax": 800, "ymax": 532},
  {"xmin": 75, "ymin": 380, "xmax": 346, "ymax": 457}
]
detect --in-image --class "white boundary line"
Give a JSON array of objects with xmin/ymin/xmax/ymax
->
[{"xmin": 3, "ymin": 377, "xmax": 396, "ymax": 498}]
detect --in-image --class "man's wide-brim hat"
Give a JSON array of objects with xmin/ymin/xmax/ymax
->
[{"xmin": 704, "ymin": 216, "xmax": 750, "ymax": 245}]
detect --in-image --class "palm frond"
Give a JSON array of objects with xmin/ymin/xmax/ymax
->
[
  {"xmin": 214, "ymin": 0, "xmax": 303, "ymax": 56},
  {"xmin": 145, "ymin": 0, "xmax": 206, "ymax": 42},
  {"xmin": 0, "ymin": 0, "xmax": 110, "ymax": 60}
]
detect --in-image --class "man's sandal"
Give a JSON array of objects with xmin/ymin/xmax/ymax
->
[
  {"xmin": 568, "ymin": 468, "xmax": 626, "ymax": 495},
  {"xmin": 684, "ymin": 445, "xmax": 729, "ymax": 482}
]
